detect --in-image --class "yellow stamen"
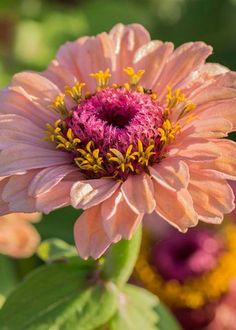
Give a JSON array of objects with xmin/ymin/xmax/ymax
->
[
  {"xmin": 45, "ymin": 120, "xmax": 80, "ymax": 151},
  {"xmin": 123, "ymin": 67, "xmax": 145, "ymax": 86},
  {"xmin": 48, "ymin": 95, "xmax": 69, "ymax": 117},
  {"xmin": 164, "ymin": 86, "xmax": 196, "ymax": 120},
  {"xmin": 75, "ymin": 141, "xmax": 104, "ymax": 173},
  {"xmin": 177, "ymin": 101, "xmax": 196, "ymax": 120},
  {"xmin": 65, "ymin": 82, "xmax": 86, "ymax": 102},
  {"xmin": 132, "ymin": 140, "xmax": 156, "ymax": 167},
  {"xmin": 166, "ymin": 86, "xmax": 186, "ymax": 108},
  {"xmin": 107, "ymin": 145, "xmax": 137, "ymax": 173},
  {"xmin": 158, "ymin": 119, "xmax": 181, "ymax": 144},
  {"xmin": 90, "ymin": 69, "xmax": 111, "ymax": 89}
]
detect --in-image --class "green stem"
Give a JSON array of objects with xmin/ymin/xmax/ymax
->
[{"xmin": 101, "ymin": 225, "xmax": 142, "ymax": 287}]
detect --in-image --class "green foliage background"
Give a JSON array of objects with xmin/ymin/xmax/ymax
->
[{"xmin": 0, "ymin": 0, "xmax": 236, "ymax": 89}]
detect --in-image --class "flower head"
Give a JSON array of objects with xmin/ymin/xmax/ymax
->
[
  {"xmin": 0, "ymin": 23, "xmax": 236, "ymax": 259},
  {"xmin": 135, "ymin": 223, "xmax": 236, "ymax": 329},
  {"xmin": 0, "ymin": 213, "xmax": 41, "ymax": 258}
]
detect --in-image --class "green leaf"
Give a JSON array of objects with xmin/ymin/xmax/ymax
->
[
  {"xmin": 102, "ymin": 226, "xmax": 142, "ymax": 286},
  {"xmin": 35, "ymin": 206, "xmax": 81, "ymax": 245},
  {"xmin": 0, "ymin": 255, "xmax": 18, "ymax": 308},
  {"xmin": 37, "ymin": 238, "xmax": 77, "ymax": 263},
  {"xmin": 154, "ymin": 301, "xmax": 182, "ymax": 330},
  {"xmin": 109, "ymin": 285, "xmax": 181, "ymax": 330},
  {"xmin": 0, "ymin": 259, "xmax": 117, "ymax": 330}
]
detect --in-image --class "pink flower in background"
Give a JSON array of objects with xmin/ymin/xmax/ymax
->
[
  {"xmin": 0, "ymin": 23, "xmax": 236, "ymax": 259},
  {"xmin": 205, "ymin": 280, "xmax": 236, "ymax": 330},
  {"xmin": 135, "ymin": 223, "xmax": 236, "ymax": 330},
  {"xmin": 0, "ymin": 213, "xmax": 41, "ymax": 258}
]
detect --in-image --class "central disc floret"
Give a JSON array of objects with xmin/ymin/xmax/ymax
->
[
  {"xmin": 46, "ymin": 67, "xmax": 195, "ymax": 180},
  {"xmin": 68, "ymin": 88, "xmax": 163, "ymax": 154}
]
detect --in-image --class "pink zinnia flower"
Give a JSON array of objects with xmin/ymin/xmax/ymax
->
[
  {"xmin": 0, "ymin": 23, "xmax": 235, "ymax": 259},
  {"xmin": 0, "ymin": 212, "xmax": 41, "ymax": 258}
]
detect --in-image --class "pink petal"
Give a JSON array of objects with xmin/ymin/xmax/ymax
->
[
  {"xmin": 52, "ymin": 36, "xmax": 88, "ymax": 78},
  {"xmin": 153, "ymin": 181, "xmax": 198, "ymax": 232},
  {"xmin": 197, "ymin": 139, "xmax": 236, "ymax": 180},
  {"xmin": 48, "ymin": 33, "xmax": 116, "ymax": 90},
  {"xmin": 169, "ymin": 137, "xmax": 221, "ymax": 161},
  {"xmin": 43, "ymin": 60, "xmax": 78, "ymax": 91},
  {"xmin": 2, "ymin": 172, "xmax": 36, "ymax": 213},
  {"xmin": 101, "ymin": 190, "xmax": 143, "ymax": 240},
  {"xmin": 36, "ymin": 180, "xmax": 74, "ymax": 214},
  {"xmin": 0, "ymin": 114, "xmax": 52, "ymax": 149},
  {"xmin": 0, "ymin": 178, "xmax": 11, "ymax": 215},
  {"xmin": 179, "ymin": 63, "xmax": 230, "ymax": 100},
  {"xmin": 133, "ymin": 40, "xmax": 174, "ymax": 88},
  {"xmin": 191, "ymin": 71, "xmax": 236, "ymax": 104},
  {"xmin": 74, "ymin": 205, "xmax": 114, "ymax": 259},
  {"xmin": 121, "ymin": 172, "xmax": 156, "ymax": 214},
  {"xmin": 155, "ymin": 42, "xmax": 212, "ymax": 99},
  {"xmin": 230, "ymin": 181, "xmax": 236, "ymax": 219},
  {"xmin": 109, "ymin": 23, "xmax": 150, "ymax": 83},
  {"xmin": 188, "ymin": 169, "xmax": 235, "ymax": 223},
  {"xmin": 199, "ymin": 62, "xmax": 229, "ymax": 76},
  {"xmin": 2, "ymin": 171, "xmax": 35, "ymax": 201},
  {"xmin": 0, "ymin": 88, "xmax": 57, "ymax": 129},
  {"xmin": 28, "ymin": 165, "xmax": 77, "ymax": 197},
  {"xmin": 150, "ymin": 158, "xmax": 189, "ymax": 191},
  {"xmin": 11, "ymin": 71, "xmax": 61, "ymax": 107},
  {"xmin": 182, "ymin": 117, "xmax": 233, "ymax": 138},
  {"xmin": 192, "ymin": 99, "xmax": 236, "ymax": 130},
  {"xmin": 0, "ymin": 144, "xmax": 70, "ymax": 176},
  {"xmin": 71, "ymin": 178, "xmax": 120, "ymax": 209}
]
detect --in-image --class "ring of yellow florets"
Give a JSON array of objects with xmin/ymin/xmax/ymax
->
[
  {"xmin": 45, "ymin": 67, "xmax": 195, "ymax": 180},
  {"xmin": 135, "ymin": 222, "xmax": 236, "ymax": 309}
]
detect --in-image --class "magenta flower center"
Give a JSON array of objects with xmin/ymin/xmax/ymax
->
[
  {"xmin": 151, "ymin": 230, "xmax": 224, "ymax": 282},
  {"xmin": 68, "ymin": 88, "xmax": 163, "ymax": 155}
]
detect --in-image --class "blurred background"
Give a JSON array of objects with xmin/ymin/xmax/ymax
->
[
  {"xmin": 0, "ymin": 1, "xmax": 236, "ymax": 328},
  {"xmin": 1, "ymin": 0, "xmax": 236, "ymax": 89}
]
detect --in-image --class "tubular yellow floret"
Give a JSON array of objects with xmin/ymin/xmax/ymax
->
[
  {"xmin": 123, "ymin": 67, "xmax": 145, "ymax": 86},
  {"xmin": 133, "ymin": 140, "xmax": 156, "ymax": 167},
  {"xmin": 48, "ymin": 95, "xmax": 69, "ymax": 117},
  {"xmin": 158, "ymin": 119, "xmax": 181, "ymax": 144},
  {"xmin": 75, "ymin": 141, "xmax": 104, "ymax": 173},
  {"xmin": 164, "ymin": 86, "xmax": 196, "ymax": 120},
  {"xmin": 107, "ymin": 145, "xmax": 137, "ymax": 173},
  {"xmin": 166, "ymin": 86, "xmax": 186, "ymax": 109},
  {"xmin": 65, "ymin": 82, "xmax": 86, "ymax": 102},
  {"xmin": 90, "ymin": 69, "xmax": 111, "ymax": 89},
  {"xmin": 45, "ymin": 120, "xmax": 80, "ymax": 151}
]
